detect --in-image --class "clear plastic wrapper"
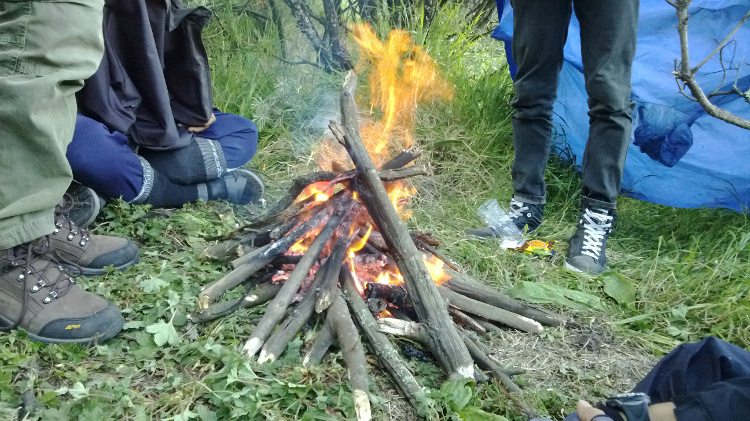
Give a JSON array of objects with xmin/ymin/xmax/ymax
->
[{"xmin": 477, "ymin": 199, "xmax": 523, "ymax": 248}]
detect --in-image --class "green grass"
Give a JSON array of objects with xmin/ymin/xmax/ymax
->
[{"xmin": 1, "ymin": 2, "xmax": 748, "ymax": 420}]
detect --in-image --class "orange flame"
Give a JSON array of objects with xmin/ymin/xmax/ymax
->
[
  {"xmin": 423, "ymin": 255, "xmax": 450, "ymax": 286},
  {"xmin": 352, "ymin": 23, "xmax": 454, "ymax": 166}
]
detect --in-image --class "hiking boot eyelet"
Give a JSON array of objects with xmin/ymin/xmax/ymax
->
[
  {"xmin": 43, "ymin": 291, "xmax": 58, "ymax": 304},
  {"xmin": 67, "ymin": 233, "xmax": 75, "ymax": 241},
  {"xmin": 16, "ymin": 273, "xmax": 24, "ymax": 281},
  {"xmin": 53, "ymin": 228, "xmax": 59, "ymax": 234},
  {"xmin": 31, "ymin": 280, "xmax": 45, "ymax": 292},
  {"xmin": 55, "ymin": 222, "xmax": 63, "ymax": 228},
  {"xmin": 79, "ymin": 240, "xmax": 87, "ymax": 247},
  {"xmin": 58, "ymin": 265, "xmax": 64, "ymax": 271}
]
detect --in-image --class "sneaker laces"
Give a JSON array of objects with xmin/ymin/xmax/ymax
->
[
  {"xmin": 580, "ymin": 208, "xmax": 614, "ymax": 260},
  {"xmin": 1, "ymin": 239, "xmax": 78, "ymax": 331},
  {"xmin": 508, "ymin": 199, "xmax": 529, "ymax": 220}
]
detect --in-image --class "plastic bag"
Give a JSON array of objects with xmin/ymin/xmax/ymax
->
[{"xmin": 477, "ymin": 199, "xmax": 523, "ymax": 248}]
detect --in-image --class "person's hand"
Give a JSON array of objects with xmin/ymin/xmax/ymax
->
[
  {"xmin": 184, "ymin": 113, "xmax": 216, "ymax": 133},
  {"xmin": 576, "ymin": 400, "xmax": 606, "ymax": 421}
]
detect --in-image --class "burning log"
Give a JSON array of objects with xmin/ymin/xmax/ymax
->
[
  {"xmin": 198, "ymin": 209, "xmax": 331, "ymax": 311},
  {"xmin": 331, "ymin": 70, "xmax": 474, "ymax": 380},
  {"xmin": 258, "ymin": 262, "xmax": 329, "ymax": 363},
  {"xmin": 327, "ymin": 293, "xmax": 371, "ymax": 421},
  {"xmin": 365, "ymin": 282, "xmax": 407, "ymax": 309},
  {"xmin": 242, "ymin": 212, "xmax": 342, "ymax": 357},
  {"xmin": 380, "ymin": 146, "xmax": 422, "ymax": 170},
  {"xmin": 264, "ymin": 166, "xmax": 430, "ymax": 219}
]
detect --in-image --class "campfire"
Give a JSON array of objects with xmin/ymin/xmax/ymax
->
[{"xmin": 192, "ymin": 25, "xmax": 565, "ymax": 420}]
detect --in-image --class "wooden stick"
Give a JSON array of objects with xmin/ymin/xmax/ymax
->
[
  {"xmin": 242, "ymin": 213, "xmax": 341, "ymax": 357},
  {"xmin": 303, "ymin": 320, "xmax": 335, "ymax": 367},
  {"xmin": 198, "ymin": 209, "xmax": 330, "ymax": 311},
  {"xmin": 190, "ymin": 282, "xmax": 283, "ymax": 324},
  {"xmin": 327, "ymin": 292, "xmax": 371, "ymax": 421},
  {"xmin": 332, "ymin": 70, "xmax": 473, "ymax": 380},
  {"xmin": 315, "ymin": 236, "xmax": 351, "ymax": 313},
  {"xmin": 380, "ymin": 146, "xmax": 422, "ymax": 170},
  {"xmin": 412, "ymin": 235, "xmax": 461, "ymax": 272},
  {"xmin": 449, "ymin": 306, "xmax": 489, "ymax": 337},
  {"xmin": 457, "ymin": 328, "xmax": 520, "ymax": 393},
  {"xmin": 263, "ymin": 167, "xmax": 430, "ymax": 220},
  {"xmin": 444, "ymin": 269, "xmax": 567, "ymax": 327},
  {"xmin": 438, "ymin": 286, "xmax": 543, "ymax": 334},
  {"xmin": 341, "ymin": 268, "xmax": 428, "ymax": 411},
  {"xmin": 258, "ymin": 263, "xmax": 329, "ymax": 363}
]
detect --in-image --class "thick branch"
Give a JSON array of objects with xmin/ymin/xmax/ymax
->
[
  {"xmin": 303, "ymin": 320, "xmax": 335, "ymax": 367},
  {"xmin": 189, "ymin": 282, "xmax": 283, "ymax": 324},
  {"xmin": 332, "ymin": 71, "xmax": 473, "ymax": 380},
  {"xmin": 438, "ymin": 286, "xmax": 543, "ymax": 334},
  {"xmin": 341, "ymin": 268, "xmax": 429, "ymax": 410},
  {"xmin": 445, "ymin": 269, "xmax": 567, "ymax": 327},
  {"xmin": 328, "ymin": 293, "xmax": 371, "ymax": 421},
  {"xmin": 316, "ymin": 236, "xmax": 352, "ymax": 313}
]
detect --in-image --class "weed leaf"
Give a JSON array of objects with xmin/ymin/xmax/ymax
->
[{"xmin": 145, "ymin": 320, "xmax": 181, "ymax": 346}]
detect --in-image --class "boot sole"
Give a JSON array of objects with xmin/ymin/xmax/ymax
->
[
  {"xmin": 64, "ymin": 254, "xmax": 140, "ymax": 277},
  {"xmin": 0, "ymin": 312, "xmax": 124, "ymax": 345}
]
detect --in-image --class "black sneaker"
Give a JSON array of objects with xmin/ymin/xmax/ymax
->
[
  {"xmin": 60, "ymin": 181, "xmax": 105, "ymax": 228},
  {"xmin": 508, "ymin": 198, "xmax": 544, "ymax": 234},
  {"xmin": 564, "ymin": 206, "xmax": 616, "ymax": 275},
  {"xmin": 200, "ymin": 168, "xmax": 265, "ymax": 205}
]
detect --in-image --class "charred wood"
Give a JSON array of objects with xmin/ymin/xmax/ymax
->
[
  {"xmin": 197, "ymin": 209, "xmax": 331, "ymax": 311},
  {"xmin": 242, "ymin": 213, "xmax": 342, "ymax": 357}
]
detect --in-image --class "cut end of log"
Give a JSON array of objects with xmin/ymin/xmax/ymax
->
[
  {"xmin": 242, "ymin": 337, "xmax": 263, "ymax": 357},
  {"xmin": 197, "ymin": 294, "xmax": 210, "ymax": 313},
  {"xmin": 452, "ymin": 365, "xmax": 475, "ymax": 381},
  {"xmin": 353, "ymin": 389, "xmax": 372, "ymax": 421},
  {"xmin": 257, "ymin": 349, "xmax": 276, "ymax": 364},
  {"xmin": 315, "ymin": 297, "xmax": 334, "ymax": 314}
]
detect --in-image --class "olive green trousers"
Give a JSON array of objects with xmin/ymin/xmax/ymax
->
[{"xmin": 0, "ymin": 0, "xmax": 104, "ymax": 249}]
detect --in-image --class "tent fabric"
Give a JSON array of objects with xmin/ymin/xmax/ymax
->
[{"xmin": 492, "ymin": 0, "xmax": 750, "ymax": 211}]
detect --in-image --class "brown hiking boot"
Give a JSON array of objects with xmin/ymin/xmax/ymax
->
[
  {"xmin": 0, "ymin": 241, "xmax": 124, "ymax": 344},
  {"xmin": 48, "ymin": 212, "xmax": 139, "ymax": 276}
]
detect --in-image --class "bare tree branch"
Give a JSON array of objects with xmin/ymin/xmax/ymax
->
[{"xmin": 669, "ymin": 0, "xmax": 750, "ymax": 129}]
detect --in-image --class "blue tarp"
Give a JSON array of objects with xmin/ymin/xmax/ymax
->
[{"xmin": 492, "ymin": 0, "xmax": 750, "ymax": 211}]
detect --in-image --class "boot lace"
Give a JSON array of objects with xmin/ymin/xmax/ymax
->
[
  {"xmin": 509, "ymin": 199, "xmax": 530, "ymax": 220},
  {"xmin": 1, "ymin": 240, "xmax": 78, "ymax": 331},
  {"xmin": 580, "ymin": 208, "xmax": 614, "ymax": 260},
  {"xmin": 55, "ymin": 200, "xmax": 91, "ymax": 247}
]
